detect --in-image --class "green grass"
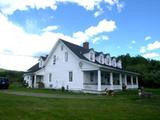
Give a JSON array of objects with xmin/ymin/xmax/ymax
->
[{"xmin": 0, "ymin": 83, "xmax": 160, "ymax": 120}]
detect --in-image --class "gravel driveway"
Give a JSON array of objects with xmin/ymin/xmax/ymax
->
[{"xmin": 0, "ymin": 90, "xmax": 105, "ymax": 99}]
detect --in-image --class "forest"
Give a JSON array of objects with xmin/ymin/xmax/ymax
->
[{"xmin": 118, "ymin": 54, "xmax": 160, "ymax": 88}]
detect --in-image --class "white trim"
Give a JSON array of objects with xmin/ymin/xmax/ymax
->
[{"xmin": 97, "ymin": 70, "xmax": 101, "ymax": 91}]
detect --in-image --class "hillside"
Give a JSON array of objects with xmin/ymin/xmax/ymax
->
[{"xmin": 0, "ymin": 68, "xmax": 24, "ymax": 82}]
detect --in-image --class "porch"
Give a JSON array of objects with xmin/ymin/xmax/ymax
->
[
  {"xmin": 33, "ymin": 75, "xmax": 44, "ymax": 88},
  {"xmin": 83, "ymin": 69, "xmax": 138, "ymax": 92},
  {"xmin": 25, "ymin": 74, "xmax": 44, "ymax": 88}
]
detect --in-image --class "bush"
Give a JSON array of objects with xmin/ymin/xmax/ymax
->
[
  {"xmin": 61, "ymin": 86, "xmax": 65, "ymax": 92},
  {"xmin": 22, "ymin": 81, "xmax": 28, "ymax": 88},
  {"xmin": 37, "ymin": 82, "xmax": 44, "ymax": 88}
]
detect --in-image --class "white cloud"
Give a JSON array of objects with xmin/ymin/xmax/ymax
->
[
  {"xmin": 105, "ymin": 0, "xmax": 124, "ymax": 12},
  {"xmin": 139, "ymin": 40, "xmax": 160, "ymax": 54},
  {"xmin": 0, "ymin": 0, "xmax": 124, "ymax": 15},
  {"xmin": 0, "ymin": 54, "xmax": 38, "ymax": 71},
  {"xmin": 94, "ymin": 10, "xmax": 103, "ymax": 17},
  {"xmin": 145, "ymin": 36, "xmax": 152, "ymax": 40},
  {"xmin": 0, "ymin": 13, "xmax": 116, "ymax": 71},
  {"xmin": 0, "ymin": 0, "xmax": 57, "ymax": 15},
  {"xmin": 102, "ymin": 35, "xmax": 109, "ymax": 40},
  {"xmin": 92, "ymin": 35, "xmax": 109, "ymax": 44},
  {"xmin": 42, "ymin": 25, "xmax": 59, "ymax": 32},
  {"xmin": 85, "ymin": 19, "xmax": 116, "ymax": 37},
  {"xmin": 142, "ymin": 52, "xmax": 160, "ymax": 59},
  {"xmin": 73, "ymin": 19, "xmax": 116, "ymax": 44},
  {"xmin": 92, "ymin": 37, "xmax": 101, "ymax": 44},
  {"xmin": 131, "ymin": 40, "xmax": 136, "ymax": 44},
  {"xmin": 140, "ymin": 47, "xmax": 146, "ymax": 53},
  {"xmin": 147, "ymin": 41, "xmax": 160, "ymax": 50}
]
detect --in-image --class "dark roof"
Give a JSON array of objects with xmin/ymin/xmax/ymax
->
[
  {"xmin": 27, "ymin": 55, "xmax": 48, "ymax": 73},
  {"xmin": 61, "ymin": 39, "xmax": 90, "ymax": 60},
  {"xmin": 95, "ymin": 52, "xmax": 103, "ymax": 56},
  {"xmin": 27, "ymin": 39, "xmax": 139, "ymax": 75},
  {"xmin": 27, "ymin": 63, "xmax": 40, "ymax": 73},
  {"xmin": 61, "ymin": 39, "xmax": 140, "ymax": 75},
  {"xmin": 61, "ymin": 40, "xmax": 123, "ymax": 70},
  {"xmin": 41, "ymin": 55, "xmax": 48, "ymax": 61}
]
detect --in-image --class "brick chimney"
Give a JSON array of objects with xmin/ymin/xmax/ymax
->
[{"xmin": 83, "ymin": 42, "xmax": 89, "ymax": 49}]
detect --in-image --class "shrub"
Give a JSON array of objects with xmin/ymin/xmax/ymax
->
[
  {"xmin": 61, "ymin": 86, "xmax": 65, "ymax": 92},
  {"xmin": 22, "ymin": 80, "xmax": 28, "ymax": 88},
  {"xmin": 37, "ymin": 82, "xmax": 44, "ymax": 88}
]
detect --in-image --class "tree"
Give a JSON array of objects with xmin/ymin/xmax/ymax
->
[{"xmin": 118, "ymin": 54, "xmax": 160, "ymax": 88}]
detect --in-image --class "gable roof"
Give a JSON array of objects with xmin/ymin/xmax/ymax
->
[
  {"xmin": 27, "ymin": 63, "xmax": 40, "ymax": 73},
  {"xmin": 61, "ymin": 39, "xmax": 120, "ymax": 68},
  {"xmin": 41, "ymin": 55, "xmax": 48, "ymax": 61},
  {"xmin": 26, "ymin": 39, "xmax": 139, "ymax": 75},
  {"xmin": 61, "ymin": 39, "xmax": 90, "ymax": 60},
  {"xmin": 27, "ymin": 55, "xmax": 48, "ymax": 73}
]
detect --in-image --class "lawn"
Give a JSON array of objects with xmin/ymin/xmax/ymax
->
[{"xmin": 0, "ymin": 84, "xmax": 160, "ymax": 120}]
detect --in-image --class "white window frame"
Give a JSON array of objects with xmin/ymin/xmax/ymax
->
[
  {"xmin": 69, "ymin": 71, "xmax": 73, "ymax": 82},
  {"xmin": 53, "ymin": 55, "xmax": 56, "ymax": 64},
  {"xmin": 49, "ymin": 73, "xmax": 52, "ymax": 82},
  {"xmin": 65, "ymin": 52, "xmax": 68, "ymax": 62}
]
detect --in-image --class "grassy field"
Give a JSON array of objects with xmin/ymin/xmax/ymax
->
[{"xmin": 0, "ymin": 84, "xmax": 160, "ymax": 120}]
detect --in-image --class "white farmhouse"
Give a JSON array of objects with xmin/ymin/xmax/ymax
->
[{"xmin": 24, "ymin": 39, "xmax": 139, "ymax": 93}]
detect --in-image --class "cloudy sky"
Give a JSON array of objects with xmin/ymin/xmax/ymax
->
[{"xmin": 0, "ymin": 0, "xmax": 160, "ymax": 71}]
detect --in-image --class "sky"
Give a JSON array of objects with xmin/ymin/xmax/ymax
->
[{"xmin": 0, "ymin": 0, "xmax": 160, "ymax": 71}]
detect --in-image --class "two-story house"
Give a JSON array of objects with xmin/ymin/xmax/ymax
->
[{"xmin": 24, "ymin": 39, "xmax": 139, "ymax": 93}]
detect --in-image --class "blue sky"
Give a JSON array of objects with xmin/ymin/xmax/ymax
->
[{"xmin": 0, "ymin": 0, "xmax": 160, "ymax": 71}]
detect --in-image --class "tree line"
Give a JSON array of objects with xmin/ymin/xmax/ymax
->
[
  {"xmin": 118, "ymin": 54, "xmax": 160, "ymax": 88},
  {"xmin": 0, "ymin": 69, "xmax": 24, "ymax": 83}
]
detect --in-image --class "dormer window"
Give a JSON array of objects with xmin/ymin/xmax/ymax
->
[
  {"xmin": 88, "ymin": 49, "xmax": 95, "ymax": 62},
  {"xmin": 39, "ymin": 61, "xmax": 42, "ymax": 68},
  {"xmin": 112, "ymin": 58, "xmax": 117, "ymax": 67},
  {"xmin": 100, "ymin": 56, "xmax": 103, "ymax": 63},
  {"xmin": 117, "ymin": 60, "xmax": 122, "ymax": 68},
  {"xmin": 53, "ymin": 55, "xmax": 56, "ymax": 64},
  {"xmin": 105, "ymin": 55, "xmax": 110, "ymax": 65},
  {"xmin": 90, "ymin": 52, "xmax": 93, "ymax": 61},
  {"xmin": 40, "ymin": 60, "xmax": 42, "ymax": 67},
  {"xmin": 99, "ymin": 54, "xmax": 104, "ymax": 64}
]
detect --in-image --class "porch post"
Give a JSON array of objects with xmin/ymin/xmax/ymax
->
[
  {"xmin": 124, "ymin": 74, "xmax": 127, "ymax": 86},
  {"xmin": 131, "ymin": 75, "xmax": 133, "ymax": 88},
  {"xmin": 34, "ymin": 75, "xmax": 37, "ymax": 88},
  {"xmin": 97, "ymin": 70, "xmax": 101, "ymax": 91},
  {"xmin": 110, "ymin": 72, "xmax": 113, "ymax": 90},
  {"xmin": 119, "ymin": 73, "xmax": 122, "ymax": 89},
  {"xmin": 136, "ymin": 76, "xmax": 139, "ymax": 87}
]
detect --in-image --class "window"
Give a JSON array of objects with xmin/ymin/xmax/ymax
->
[
  {"xmin": 49, "ymin": 73, "xmax": 52, "ymax": 82},
  {"xmin": 65, "ymin": 52, "xmax": 68, "ymax": 62},
  {"xmin": 133, "ymin": 76, "xmax": 137, "ymax": 85},
  {"xmin": 113, "ymin": 73, "xmax": 120, "ymax": 85},
  {"xmin": 100, "ymin": 56, "xmax": 103, "ymax": 63},
  {"xmin": 53, "ymin": 55, "xmax": 56, "ymax": 64},
  {"xmin": 90, "ymin": 72, "xmax": 94, "ymax": 82},
  {"xmin": 90, "ymin": 52, "xmax": 93, "ymax": 61},
  {"xmin": 61, "ymin": 45, "xmax": 63, "ymax": 51},
  {"xmin": 112, "ymin": 59, "xmax": 116, "ymax": 67},
  {"xmin": 127, "ymin": 75, "xmax": 131, "ymax": 85},
  {"xmin": 69, "ymin": 71, "xmax": 73, "ymax": 82},
  {"xmin": 49, "ymin": 84, "xmax": 53, "ymax": 88}
]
